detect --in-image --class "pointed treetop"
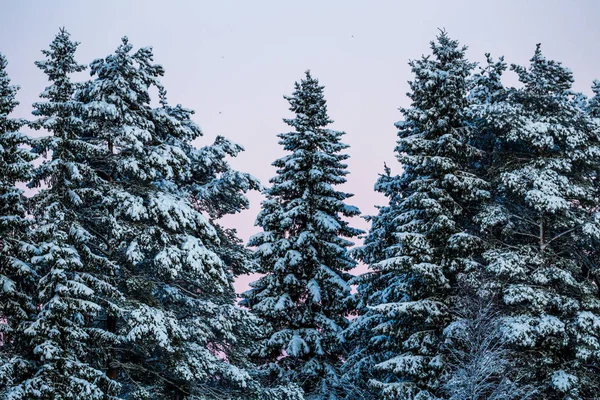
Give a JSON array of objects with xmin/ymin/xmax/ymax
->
[
  {"xmin": 402, "ymin": 30, "xmax": 475, "ymax": 140},
  {"xmin": 88, "ymin": 36, "xmax": 164, "ymax": 108},
  {"xmin": 382, "ymin": 161, "xmax": 391, "ymax": 177},
  {"xmin": 511, "ymin": 43, "xmax": 574, "ymax": 94},
  {"xmin": 33, "ymin": 27, "xmax": 86, "ymax": 110},
  {"xmin": 283, "ymin": 69, "xmax": 332, "ymax": 131},
  {"xmin": 0, "ymin": 51, "xmax": 29, "ymax": 153},
  {"xmin": 0, "ymin": 53, "xmax": 20, "ymax": 118},
  {"xmin": 36, "ymin": 27, "xmax": 86, "ymax": 81},
  {"xmin": 429, "ymin": 28, "xmax": 468, "ymax": 63},
  {"xmin": 117, "ymin": 36, "xmax": 133, "ymax": 54},
  {"xmin": 469, "ymin": 53, "xmax": 507, "ymax": 106}
]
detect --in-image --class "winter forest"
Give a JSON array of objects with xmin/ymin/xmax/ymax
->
[{"xmin": 1, "ymin": 19, "xmax": 600, "ymax": 400}]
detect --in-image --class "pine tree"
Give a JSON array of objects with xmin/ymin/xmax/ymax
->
[
  {"xmin": 0, "ymin": 53, "xmax": 37, "ymax": 397},
  {"xmin": 13, "ymin": 28, "xmax": 121, "ymax": 399},
  {"xmin": 340, "ymin": 164, "xmax": 404, "ymax": 400},
  {"xmin": 76, "ymin": 37, "xmax": 301, "ymax": 399},
  {"xmin": 241, "ymin": 71, "xmax": 362, "ymax": 399},
  {"xmin": 342, "ymin": 31, "xmax": 487, "ymax": 399},
  {"xmin": 475, "ymin": 44, "xmax": 600, "ymax": 398}
]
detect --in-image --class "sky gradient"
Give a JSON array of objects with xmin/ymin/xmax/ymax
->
[{"xmin": 2, "ymin": 0, "xmax": 600, "ymax": 292}]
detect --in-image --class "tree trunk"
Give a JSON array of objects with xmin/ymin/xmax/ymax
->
[{"xmin": 107, "ymin": 313, "xmax": 118, "ymax": 379}]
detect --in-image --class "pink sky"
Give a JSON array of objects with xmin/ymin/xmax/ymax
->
[{"xmin": 2, "ymin": 0, "xmax": 600, "ymax": 293}]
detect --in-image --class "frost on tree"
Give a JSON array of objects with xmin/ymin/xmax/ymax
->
[
  {"xmin": 10, "ymin": 28, "xmax": 122, "ymax": 399},
  {"xmin": 442, "ymin": 285, "xmax": 538, "ymax": 400},
  {"xmin": 76, "ymin": 36, "xmax": 300, "ymax": 399},
  {"xmin": 0, "ymin": 53, "xmax": 37, "ymax": 398},
  {"xmin": 342, "ymin": 31, "xmax": 488, "ymax": 399},
  {"xmin": 475, "ymin": 44, "xmax": 600, "ymax": 398},
  {"xmin": 241, "ymin": 71, "xmax": 362, "ymax": 399}
]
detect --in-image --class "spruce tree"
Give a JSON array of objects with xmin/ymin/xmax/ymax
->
[
  {"xmin": 342, "ymin": 31, "xmax": 487, "ymax": 399},
  {"xmin": 241, "ymin": 71, "xmax": 362, "ymax": 399},
  {"xmin": 77, "ymin": 37, "xmax": 301, "ymax": 399},
  {"xmin": 11, "ymin": 28, "xmax": 122, "ymax": 399},
  {"xmin": 476, "ymin": 45, "xmax": 600, "ymax": 398},
  {"xmin": 341, "ymin": 164, "xmax": 404, "ymax": 400},
  {"xmin": 0, "ymin": 53, "xmax": 37, "ymax": 397}
]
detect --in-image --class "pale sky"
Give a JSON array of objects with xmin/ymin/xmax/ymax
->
[{"xmin": 2, "ymin": 0, "xmax": 600, "ymax": 292}]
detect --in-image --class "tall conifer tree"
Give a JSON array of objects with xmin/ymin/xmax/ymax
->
[
  {"xmin": 0, "ymin": 53, "xmax": 37, "ymax": 397},
  {"xmin": 476, "ymin": 45, "xmax": 600, "ymax": 398},
  {"xmin": 241, "ymin": 71, "xmax": 362, "ymax": 399},
  {"xmin": 15, "ymin": 28, "xmax": 122, "ymax": 399},
  {"xmin": 77, "ymin": 37, "xmax": 301, "ymax": 400},
  {"xmin": 343, "ymin": 31, "xmax": 486, "ymax": 399}
]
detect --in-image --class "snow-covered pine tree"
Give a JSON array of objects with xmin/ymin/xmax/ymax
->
[
  {"xmin": 340, "ymin": 164, "xmax": 404, "ymax": 400},
  {"xmin": 13, "ymin": 28, "xmax": 122, "ymax": 399},
  {"xmin": 342, "ymin": 31, "xmax": 488, "ymax": 399},
  {"xmin": 240, "ymin": 71, "xmax": 362, "ymax": 399},
  {"xmin": 76, "ymin": 37, "xmax": 301, "ymax": 399},
  {"xmin": 475, "ymin": 44, "xmax": 600, "ymax": 398},
  {"xmin": 0, "ymin": 53, "xmax": 37, "ymax": 397}
]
